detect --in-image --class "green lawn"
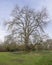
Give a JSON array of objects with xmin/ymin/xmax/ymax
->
[{"xmin": 0, "ymin": 51, "xmax": 52, "ymax": 65}]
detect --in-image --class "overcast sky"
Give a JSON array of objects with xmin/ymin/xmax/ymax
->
[{"xmin": 0, "ymin": 0, "xmax": 52, "ymax": 41}]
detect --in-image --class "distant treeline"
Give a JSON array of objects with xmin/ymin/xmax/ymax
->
[{"xmin": 0, "ymin": 39, "xmax": 52, "ymax": 52}]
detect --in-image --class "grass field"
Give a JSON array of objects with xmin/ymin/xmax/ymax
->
[{"xmin": 0, "ymin": 51, "xmax": 52, "ymax": 65}]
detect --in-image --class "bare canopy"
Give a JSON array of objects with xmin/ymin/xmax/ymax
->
[{"xmin": 5, "ymin": 5, "xmax": 49, "ymax": 50}]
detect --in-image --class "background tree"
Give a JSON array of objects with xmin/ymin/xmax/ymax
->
[{"xmin": 5, "ymin": 5, "xmax": 49, "ymax": 51}]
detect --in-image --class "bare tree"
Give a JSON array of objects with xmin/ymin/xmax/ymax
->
[{"xmin": 5, "ymin": 5, "xmax": 49, "ymax": 50}]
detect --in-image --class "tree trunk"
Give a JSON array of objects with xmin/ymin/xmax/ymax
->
[{"xmin": 24, "ymin": 37, "xmax": 29, "ymax": 51}]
